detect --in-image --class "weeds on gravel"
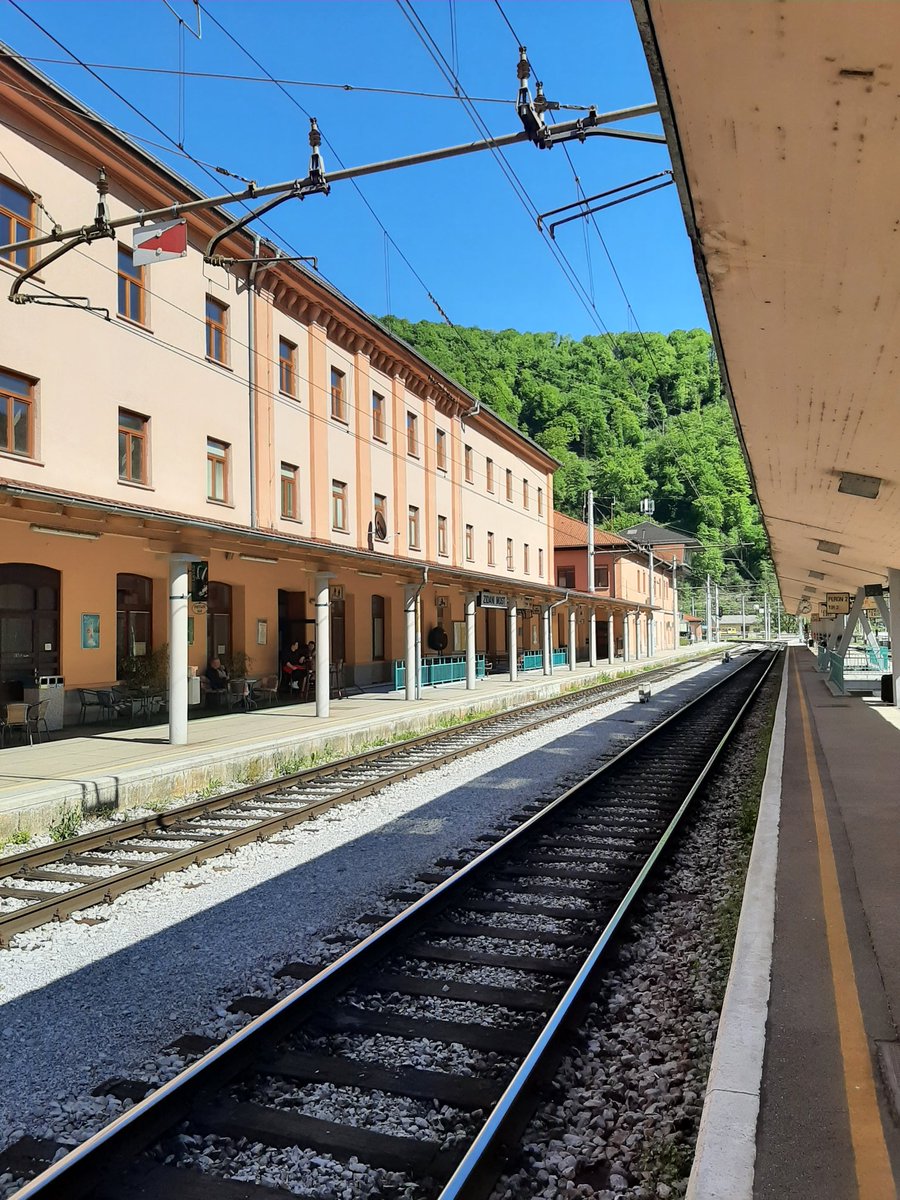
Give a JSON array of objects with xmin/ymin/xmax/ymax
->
[
  {"xmin": 638, "ymin": 1137, "xmax": 695, "ymax": 1188},
  {"xmin": 48, "ymin": 802, "xmax": 83, "ymax": 842},
  {"xmin": 235, "ymin": 760, "xmax": 265, "ymax": 785},
  {"xmin": 0, "ymin": 829, "xmax": 30, "ymax": 850},
  {"xmin": 197, "ymin": 778, "xmax": 223, "ymax": 799}
]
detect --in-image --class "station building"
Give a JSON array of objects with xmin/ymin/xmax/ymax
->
[{"xmin": 0, "ymin": 51, "xmax": 657, "ymax": 729}]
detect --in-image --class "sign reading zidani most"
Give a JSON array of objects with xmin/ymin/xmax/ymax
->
[{"xmin": 477, "ymin": 592, "xmax": 508, "ymax": 609}]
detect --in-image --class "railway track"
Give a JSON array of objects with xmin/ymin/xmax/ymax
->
[
  {"xmin": 0, "ymin": 649, "xmax": 729, "ymax": 946},
  {"xmin": 8, "ymin": 647, "xmax": 779, "ymax": 1200}
]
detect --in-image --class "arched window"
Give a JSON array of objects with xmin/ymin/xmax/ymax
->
[{"xmin": 116, "ymin": 574, "xmax": 153, "ymax": 673}]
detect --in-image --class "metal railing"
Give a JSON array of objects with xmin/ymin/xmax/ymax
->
[
  {"xmin": 392, "ymin": 654, "xmax": 486, "ymax": 690},
  {"xmin": 520, "ymin": 650, "xmax": 567, "ymax": 671}
]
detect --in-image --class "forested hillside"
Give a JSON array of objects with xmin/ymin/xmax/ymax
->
[{"xmin": 382, "ymin": 317, "xmax": 774, "ymax": 598}]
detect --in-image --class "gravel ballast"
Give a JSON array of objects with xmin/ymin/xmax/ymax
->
[{"xmin": 0, "ymin": 656, "xmax": 735, "ymax": 1183}]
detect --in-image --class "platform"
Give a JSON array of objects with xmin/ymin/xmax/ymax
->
[
  {"xmin": 689, "ymin": 647, "xmax": 900, "ymax": 1200},
  {"xmin": 0, "ymin": 643, "xmax": 717, "ymax": 837}
]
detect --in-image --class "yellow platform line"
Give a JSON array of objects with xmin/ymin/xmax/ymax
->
[{"xmin": 793, "ymin": 658, "xmax": 896, "ymax": 1199}]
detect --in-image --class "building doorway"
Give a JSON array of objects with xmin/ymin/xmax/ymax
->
[
  {"xmin": 207, "ymin": 581, "xmax": 233, "ymax": 666},
  {"xmin": 116, "ymin": 573, "xmax": 152, "ymax": 674},
  {"xmin": 277, "ymin": 589, "xmax": 310, "ymax": 665},
  {"xmin": 0, "ymin": 563, "xmax": 60, "ymax": 687}
]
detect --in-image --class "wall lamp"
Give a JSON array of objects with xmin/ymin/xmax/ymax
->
[
  {"xmin": 30, "ymin": 524, "xmax": 100, "ymax": 540},
  {"xmin": 239, "ymin": 553, "xmax": 278, "ymax": 564}
]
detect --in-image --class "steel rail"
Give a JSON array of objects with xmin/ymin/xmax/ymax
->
[
  {"xmin": 8, "ymin": 649, "xmax": 775, "ymax": 1200},
  {"xmin": 0, "ymin": 651, "xmax": 724, "ymax": 945},
  {"xmin": 437, "ymin": 648, "xmax": 780, "ymax": 1198}
]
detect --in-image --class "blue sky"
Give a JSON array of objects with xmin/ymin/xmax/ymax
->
[{"xmin": 2, "ymin": 0, "xmax": 708, "ymax": 338}]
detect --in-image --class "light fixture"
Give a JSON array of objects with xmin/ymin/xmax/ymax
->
[
  {"xmin": 817, "ymin": 539, "xmax": 841, "ymax": 555},
  {"xmin": 357, "ymin": 570, "xmax": 383, "ymax": 578},
  {"xmin": 30, "ymin": 524, "xmax": 100, "ymax": 541},
  {"xmin": 838, "ymin": 471, "xmax": 881, "ymax": 499},
  {"xmin": 432, "ymin": 582, "xmax": 451, "ymax": 589},
  {"xmin": 239, "ymin": 553, "xmax": 278, "ymax": 564},
  {"xmin": 808, "ymin": 570, "xmax": 825, "ymax": 580},
  {"xmin": 804, "ymin": 585, "xmax": 818, "ymax": 593}
]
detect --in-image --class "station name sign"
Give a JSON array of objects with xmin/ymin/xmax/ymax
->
[
  {"xmin": 825, "ymin": 591, "xmax": 851, "ymax": 616},
  {"xmin": 477, "ymin": 592, "xmax": 508, "ymax": 610}
]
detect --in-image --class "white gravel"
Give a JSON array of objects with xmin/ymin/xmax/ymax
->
[{"xmin": 0, "ymin": 658, "xmax": 729, "ymax": 1164}]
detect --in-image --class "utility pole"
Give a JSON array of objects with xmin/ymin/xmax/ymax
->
[
  {"xmin": 776, "ymin": 597, "xmax": 782, "ymax": 639},
  {"xmin": 764, "ymin": 593, "xmax": 771, "ymax": 641},
  {"xmin": 586, "ymin": 490, "xmax": 597, "ymax": 667},
  {"xmin": 741, "ymin": 592, "xmax": 746, "ymax": 642}
]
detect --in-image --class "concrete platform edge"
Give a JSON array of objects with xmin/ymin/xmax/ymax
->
[{"xmin": 686, "ymin": 650, "xmax": 789, "ymax": 1200}]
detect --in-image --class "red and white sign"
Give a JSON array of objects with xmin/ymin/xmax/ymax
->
[{"xmin": 133, "ymin": 219, "xmax": 188, "ymax": 267}]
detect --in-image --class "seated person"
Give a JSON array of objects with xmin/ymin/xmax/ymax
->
[
  {"xmin": 205, "ymin": 657, "xmax": 228, "ymax": 690},
  {"xmin": 282, "ymin": 641, "xmax": 304, "ymax": 694}
]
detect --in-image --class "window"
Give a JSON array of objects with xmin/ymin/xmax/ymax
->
[
  {"xmin": 372, "ymin": 595, "xmax": 385, "ymax": 661},
  {"xmin": 539, "ymin": 548, "xmax": 544, "ymax": 577},
  {"xmin": 506, "ymin": 538, "xmax": 514, "ymax": 570},
  {"xmin": 408, "ymin": 505, "xmax": 420, "ymax": 549},
  {"xmin": 487, "ymin": 531, "xmax": 495, "ymax": 566},
  {"xmin": 0, "ymin": 179, "xmax": 34, "ymax": 269},
  {"xmin": 594, "ymin": 565, "xmax": 610, "ymax": 589},
  {"xmin": 117, "ymin": 246, "xmax": 145, "ymax": 324},
  {"xmin": 524, "ymin": 543, "xmax": 530, "ymax": 574},
  {"xmin": 486, "ymin": 458, "xmax": 494, "ymax": 492},
  {"xmin": 436, "ymin": 428, "xmax": 447, "ymax": 471},
  {"xmin": 331, "ymin": 367, "xmax": 346, "ymax": 421},
  {"xmin": 406, "ymin": 411, "xmax": 419, "ymax": 457},
  {"xmin": 279, "ymin": 338, "xmax": 297, "ymax": 396},
  {"xmin": 118, "ymin": 409, "xmax": 148, "ymax": 483},
  {"xmin": 437, "ymin": 515, "xmax": 448, "ymax": 556},
  {"xmin": 537, "ymin": 486, "xmax": 544, "ymax": 517},
  {"xmin": 205, "ymin": 297, "xmax": 228, "ymax": 363},
  {"xmin": 523, "ymin": 479, "xmax": 530, "ymax": 509},
  {"xmin": 506, "ymin": 469, "xmax": 513, "ymax": 501},
  {"xmin": 557, "ymin": 566, "xmax": 576, "ymax": 588},
  {"xmin": 281, "ymin": 462, "xmax": 298, "ymax": 519},
  {"xmin": 0, "ymin": 368, "xmax": 33, "ymax": 458},
  {"xmin": 465, "ymin": 445, "xmax": 474, "ymax": 483},
  {"xmin": 372, "ymin": 391, "xmax": 386, "ymax": 441},
  {"xmin": 332, "ymin": 479, "xmax": 347, "ymax": 530},
  {"xmin": 207, "ymin": 437, "xmax": 229, "ymax": 502},
  {"xmin": 374, "ymin": 492, "xmax": 388, "ymax": 540},
  {"xmin": 465, "ymin": 524, "xmax": 474, "ymax": 561}
]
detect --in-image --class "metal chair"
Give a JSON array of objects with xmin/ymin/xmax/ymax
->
[
  {"xmin": 227, "ymin": 679, "xmax": 255, "ymax": 712},
  {"xmin": 77, "ymin": 688, "xmax": 104, "ymax": 724},
  {"xmin": 0, "ymin": 702, "xmax": 32, "ymax": 747},
  {"xmin": 255, "ymin": 674, "xmax": 280, "ymax": 705},
  {"xmin": 27, "ymin": 699, "xmax": 51, "ymax": 743}
]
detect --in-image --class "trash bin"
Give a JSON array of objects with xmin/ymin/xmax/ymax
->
[
  {"xmin": 24, "ymin": 676, "xmax": 65, "ymax": 731},
  {"xmin": 880, "ymin": 673, "xmax": 893, "ymax": 704},
  {"xmin": 188, "ymin": 675, "xmax": 201, "ymax": 707}
]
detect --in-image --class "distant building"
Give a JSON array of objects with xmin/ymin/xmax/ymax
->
[{"xmin": 617, "ymin": 520, "xmax": 701, "ymax": 567}]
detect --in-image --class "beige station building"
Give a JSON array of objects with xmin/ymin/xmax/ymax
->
[{"xmin": 0, "ymin": 50, "xmax": 678, "ymax": 734}]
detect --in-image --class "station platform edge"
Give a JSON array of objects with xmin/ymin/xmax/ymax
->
[{"xmin": 688, "ymin": 647, "xmax": 900, "ymax": 1200}]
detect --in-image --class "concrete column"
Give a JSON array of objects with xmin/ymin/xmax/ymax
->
[
  {"xmin": 568, "ymin": 605, "xmax": 577, "ymax": 671},
  {"xmin": 508, "ymin": 602, "xmax": 518, "ymax": 682},
  {"xmin": 404, "ymin": 584, "xmax": 417, "ymax": 701},
  {"xmin": 167, "ymin": 557, "xmax": 191, "ymax": 746},
  {"xmin": 607, "ymin": 612, "xmax": 615, "ymax": 666},
  {"xmin": 588, "ymin": 607, "xmax": 598, "ymax": 667},
  {"xmin": 542, "ymin": 604, "xmax": 552, "ymax": 675},
  {"xmin": 623, "ymin": 612, "xmax": 631, "ymax": 662},
  {"xmin": 314, "ymin": 573, "xmax": 331, "ymax": 719},
  {"xmin": 633, "ymin": 613, "xmax": 641, "ymax": 660},
  {"xmin": 889, "ymin": 569, "xmax": 900, "ymax": 708},
  {"xmin": 672, "ymin": 568, "xmax": 678, "ymax": 649},
  {"xmin": 648, "ymin": 548, "xmax": 656, "ymax": 656},
  {"xmin": 415, "ymin": 592, "xmax": 422, "ymax": 695},
  {"xmin": 465, "ymin": 593, "xmax": 477, "ymax": 690}
]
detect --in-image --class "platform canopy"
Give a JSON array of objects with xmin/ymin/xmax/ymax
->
[{"xmin": 633, "ymin": 1, "xmax": 900, "ymax": 614}]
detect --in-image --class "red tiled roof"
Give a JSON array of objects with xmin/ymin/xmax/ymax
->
[{"xmin": 553, "ymin": 510, "xmax": 629, "ymax": 549}]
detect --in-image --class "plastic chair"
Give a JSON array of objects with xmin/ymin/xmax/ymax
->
[
  {"xmin": 1, "ymin": 702, "xmax": 32, "ymax": 746},
  {"xmin": 27, "ymin": 700, "xmax": 51, "ymax": 743}
]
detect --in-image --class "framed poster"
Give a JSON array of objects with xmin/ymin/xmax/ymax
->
[
  {"xmin": 257, "ymin": 619, "xmax": 268, "ymax": 645},
  {"xmin": 81, "ymin": 613, "xmax": 100, "ymax": 650},
  {"xmin": 452, "ymin": 620, "xmax": 466, "ymax": 653},
  {"xmin": 187, "ymin": 616, "xmax": 195, "ymax": 646}
]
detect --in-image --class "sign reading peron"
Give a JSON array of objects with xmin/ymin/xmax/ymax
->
[
  {"xmin": 825, "ymin": 592, "xmax": 851, "ymax": 615},
  {"xmin": 477, "ymin": 592, "xmax": 508, "ymax": 609}
]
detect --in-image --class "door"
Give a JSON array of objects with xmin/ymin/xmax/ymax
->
[
  {"xmin": 207, "ymin": 582, "xmax": 232, "ymax": 664},
  {"xmin": 0, "ymin": 564, "xmax": 60, "ymax": 685},
  {"xmin": 116, "ymin": 573, "xmax": 153, "ymax": 674}
]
